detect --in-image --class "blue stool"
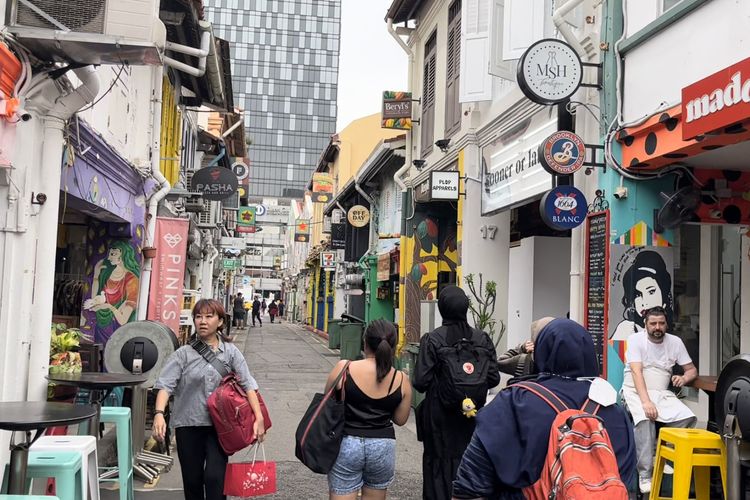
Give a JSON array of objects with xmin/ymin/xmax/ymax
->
[
  {"xmin": 99, "ymin": 407, "xmax": 133, "ymax": 500},
  {"xmin": 0, "ymin": 496, "xmax": 60, "ymax": 499},
  {"xmin": 2, "ymin": 451, "xmax": 82, "ymax": 500}
]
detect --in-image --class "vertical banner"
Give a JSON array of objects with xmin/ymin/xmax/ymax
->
[
  {"xmin": 312, "ymin": 173, "xmax": 334, "ymax": 203},
  {"xmin": 147, "ymin": 217, "xmax": 190, "ymax": 335},
  {"xmin": 237, "ymin": 206, "xmax": 257, "ymax": 233},
  {"xmin": 294, "ymin": 219, "xmax": 310, "ymax": 242}
]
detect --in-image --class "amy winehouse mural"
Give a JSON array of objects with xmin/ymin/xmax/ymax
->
[{"xmin": 610, "ymin": 248, "xmax": 674, "ymax": 341}]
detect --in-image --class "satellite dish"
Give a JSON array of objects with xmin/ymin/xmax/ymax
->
[
  {"xmin": 104, "ymin": 321, "xmax": 179, "ymax": 388},
  {"xmin": 715, "ymin": 354, "xmax": 750, "ymax": 438},
  {"xmin": 654, "ymin": 186, "xmax": 701, "ymax": 233}
]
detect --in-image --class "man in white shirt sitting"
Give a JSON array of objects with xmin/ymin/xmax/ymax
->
[{"xmin": 621, "ymin": 306, "xmax": 697, "ymax": 494}]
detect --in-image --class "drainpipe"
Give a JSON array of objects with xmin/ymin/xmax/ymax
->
[
  {"xmin": 137, "ymin": 65, "xmax": 172, "ymax": 320},
  {"xmin": 163, "ymin": 28, "xmax": 211, "ymax": 77},
  {"xmin": 552, "ymin": 0, "xmax": 588, "ymax": 58},
  {"xmin": 26, "ymin": 66, "xmax": 100, "ymax": 401}
]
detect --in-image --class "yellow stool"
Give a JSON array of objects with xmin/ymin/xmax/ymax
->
[{"xmin": 650, "ymin": 428, "xmax": 727, "ymax": 500}]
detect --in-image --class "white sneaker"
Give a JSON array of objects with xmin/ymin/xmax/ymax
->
[
  {"xmin": 639, "ymin": 477, "xmax": 652, "ymax": 494},
  {"xmin": 664, "ymin": 463, "xmax": 674, "ymax": 474}
]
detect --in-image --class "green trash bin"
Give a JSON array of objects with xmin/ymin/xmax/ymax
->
[
  {"xmin": 327, "ymin": 319, "xmax": 342, "ymax": 349},
  {"xmin": 339, "ymin": 321, "xmax": 364, "ymax": 361},
  {"xmin": 401, "ymin": 343, "xmax": 425, "ymax": 409}
]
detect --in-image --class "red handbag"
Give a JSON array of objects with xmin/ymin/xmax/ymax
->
[
  {"xmin": 224, "ymin": 444, "xmax": 277, "ymax": 497},
  {"xmin": 192, "ymin": 340, "xmax": 272, "ymax": 455}
]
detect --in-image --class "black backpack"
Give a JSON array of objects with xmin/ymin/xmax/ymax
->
[{"xmin": 434, "ymin": 327, "xmax": 494, "ymax": 411}]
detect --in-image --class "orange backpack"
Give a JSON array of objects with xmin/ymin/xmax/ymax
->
[{"xmin": 515, "ymin": 382, "xmax": 628, "ymax": 500}]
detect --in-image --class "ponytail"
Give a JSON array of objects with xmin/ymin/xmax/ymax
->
[{"xmin": 364, "ymin": 319, "xmax": 397, "ymax": 383}]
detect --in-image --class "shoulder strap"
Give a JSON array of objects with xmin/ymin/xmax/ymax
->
[
  {"xmin": 581, "ymin": 398, "xmax": 600, "ymax": 415},
  {"xmin": 190, "ymin": 339, "xmax": 230, "ymax": 378},
  {"xmin": 387, "ymin": 369, "xmax": 398, "ymax": 393},
  {"xmin": 514, "ymin": 381, "xmax": 569, "ymax": 414},
  {"xmin": 329, "ymin": 361, "xmax": 352, "ymax": 401}
]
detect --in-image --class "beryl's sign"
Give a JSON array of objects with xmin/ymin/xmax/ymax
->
[
  {"xmin": 191, "ymin": 166, "xmax": 238, "ymax": 201},
  {"xmin": 682, "ymin": 56, "xmax": 750, "ymax": 140},
  {"xmin": 381, "ymin": 91, "xmax": 412, "ymax": 130},
  {"xmin": 540, "ymin": 186, "xmax": 589, "ymax": 231}
]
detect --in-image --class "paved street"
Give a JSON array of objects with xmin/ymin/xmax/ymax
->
[{"xmin": 104, "ymin": 320, "xmax": 423, "ymax": 499}]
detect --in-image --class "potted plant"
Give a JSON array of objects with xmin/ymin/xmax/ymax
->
[
  {"xmin": 47, "ymin": 323, "xmax": 84, "ymax": 400},
  {"xmin": 142, "ymin": 246, "xmax": 157, "ymax": 259}
]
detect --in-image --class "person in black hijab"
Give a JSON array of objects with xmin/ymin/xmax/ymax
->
[
  {"xmin": 413, "ymin": 285, "xmax": 500, "ymax": 500},
  {"xmin": 452, "ymin": 319, "xmax": 636, "ymax": 499}
]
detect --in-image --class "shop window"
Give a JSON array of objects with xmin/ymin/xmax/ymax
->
[{"xmin": 673, "ymin": 224, "xmax": 700, "ymax": 371}]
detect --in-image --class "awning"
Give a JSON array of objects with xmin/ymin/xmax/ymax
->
[{"xmin": 386, "ymin": 0, "xmax": 427, "ymax": 24}]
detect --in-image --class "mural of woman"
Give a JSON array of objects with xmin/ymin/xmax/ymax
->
[
  {"xmin": 611, "ymin": 250, "xmax": 674, "ymax": 340},
  {"xmin": 83, "ymin": 240, "xmax": 140, "ymax": 344}
]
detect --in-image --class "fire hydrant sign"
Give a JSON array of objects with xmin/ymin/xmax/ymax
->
[
  {"xmin": 147, "ymin": 217, "xmax": 189, "ymax": 335},
  {"xmin": 320, "ymin": 251, "xmax": 336, "ymax": 270}
]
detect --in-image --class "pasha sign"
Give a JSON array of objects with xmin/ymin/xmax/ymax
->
[
  {"xmin": 191, "ymin": 166, "xmax": 238, "ymax": 201},
  {"xmin": 518, "ymin": 39, "xmax": 583, "ymax": 105},
  {"xmin": 682, "ymin": 56, "xmax": 750, "ymax": 140},
  {"xmin": 540, "ymin": 186, "xmax": 589, "ymax": 231}
]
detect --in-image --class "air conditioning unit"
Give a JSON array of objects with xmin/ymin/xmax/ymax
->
[
  {"xmin": 196, "ymin": 200, "xmax": 217, "ymax": 228},
  {"xmin": 184, "ymin": 197, "xmax": 205, "ymax": 213},
  {"xmin": 7, "ymin": 0, "xmax": 165, "ymax": 65}
]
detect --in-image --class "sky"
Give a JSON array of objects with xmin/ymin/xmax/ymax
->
[{"xmin": 335, "ymin": 0, "xmax": 408, "ymax": 132}]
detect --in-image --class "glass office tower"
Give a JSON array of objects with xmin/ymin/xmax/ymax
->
[{"xmin": 204, "ymin": 0, "xmax": 341, "ymax": 198}]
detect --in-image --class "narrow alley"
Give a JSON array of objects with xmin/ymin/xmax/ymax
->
[{"xmin": 103, "ymin": 322, "xmax": 423, "ymax": 499}]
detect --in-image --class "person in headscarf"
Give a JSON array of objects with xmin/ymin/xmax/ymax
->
[
  {"xmin": 497, "ymin": 317, "xmax": 554, "ymax": 383},
  {"xmin": 452, "ymin": 319, "xmax": 636, "ymax": 499},
  {"xmin": 413, "ymin": 285, "xmax": 501, "ymax": 500}
]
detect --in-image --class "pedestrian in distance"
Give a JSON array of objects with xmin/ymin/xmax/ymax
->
[
  {"xmin": 497, "ymin": 317, "xmax": 554, "ymax": 383},
  {"xmin": 152, "ymin": 299, "xmax": 266, "ymax": 500},
  {"xmin": 268, "ymin": 299, "xmax": 279, "ymax": 323},
  {"xmin": 325, "ymin": 319, "xmax": 412, "ymax": 500},
  {"xmin": 233, "ymin": 292, "xmax": 246, "ymax": 329},
  {"xmin": 261, "ymin": 298, "xmax": 267, "ymax": 316},
  {"xmin": 413, "ymin": 285, "xmax": 501, "ymax": 500},
  {"xmin": 252, "ymin": 296, "xmax": 262, "ymax": 327},
  {"xmin": 452, "ymin": 319, "xmax": 636, "ymax": 499},
  {"xmin": 277, "ymin": 298, "xmax": 286, "ymax": 322}
]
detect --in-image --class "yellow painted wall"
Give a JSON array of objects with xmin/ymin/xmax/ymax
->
[
  {"xmin": 309, "ymin": 113, "xmax": 403, "ymax": 245},
  {"xmin": 160, "ymin": 77, "xmax": 182, "ymax": 187}
]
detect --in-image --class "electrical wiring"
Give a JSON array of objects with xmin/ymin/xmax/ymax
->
[
  {"xmin": 76, "ymin": 64, "xmax": 127, "ymax": 113},
  {"xmin": 567, "ymin": 100, "xmax": 601, "ymax": 124}
]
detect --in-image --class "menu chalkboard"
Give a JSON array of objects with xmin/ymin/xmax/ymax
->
[{"xmin": 584, "ymin": 211, "xmax": 609, "ymax": 375}]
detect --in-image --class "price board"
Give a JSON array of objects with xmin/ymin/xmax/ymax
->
[{"xmin": 583, "ymin": 210, "xmax": 609, "ymax": 375}]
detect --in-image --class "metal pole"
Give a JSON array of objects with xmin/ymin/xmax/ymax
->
[{"xmin": 7, "ymin": 440, "xmax": 29, "ymax": 494}]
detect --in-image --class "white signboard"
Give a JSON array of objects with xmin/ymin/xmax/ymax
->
[
  {"xmin": 431, "ymin": 171, "xmax": 460, "ymax": 200},
  {"xmin": 255, "ymin": 204, "xmax": 290, "ymax": 223},
  {"xmin": 220, "ymin": 237, "xmax": 246, "ymax": 249},
  {"xmin": 481, "ymin": 108, "xmax": 557, "ymax": 215}
]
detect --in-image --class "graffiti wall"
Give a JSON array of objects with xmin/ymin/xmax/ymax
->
[{"xmin": 404, "ymin": 214, "xmax": 439, "ymax": 343}]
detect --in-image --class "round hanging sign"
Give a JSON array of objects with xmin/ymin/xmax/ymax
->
[
  {"xmin": 347, "ymin": 205, "xmax": 370, "ymax": 227},
  {"xmin": 538, "ymin": 131, "xmax": 586, "ymax": 175},
  {"xmin": 517, "ymin": 38, "xmax": 583, "ymax": 105},
  {"xmin": 190, "ymin": 166, "xmax": 238, "ymax": 201},
  {"xmin": 231, "ymin": 161, "xmax": 249, "ymax": 181},
  {"xmin": 255, "ymin": 204, "xmax": 267, "ymax": 216},
  {"xmin": 540, "ymin": 186, "xmax": 588, "ymax": 231}
]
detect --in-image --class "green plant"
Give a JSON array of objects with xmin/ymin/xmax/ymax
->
[{"xmin": 465, "ymin": 273, "xmax": 505, "ymax": 349}]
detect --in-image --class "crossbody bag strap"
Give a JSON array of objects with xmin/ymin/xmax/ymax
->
[{"xmin": 190, "ymin": 339, "xmax": 230, "ymax": 378}]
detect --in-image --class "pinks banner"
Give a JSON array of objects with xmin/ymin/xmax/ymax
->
[{"xmin": 147, "ymin": 217, "xmax": 189, "ymax": 335}]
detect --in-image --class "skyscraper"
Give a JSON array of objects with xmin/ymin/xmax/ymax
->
[{"xmin": 204, "ymin": 0, "xmax": 341, "ymax": 198}]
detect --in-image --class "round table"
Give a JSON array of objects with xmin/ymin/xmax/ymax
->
[
  {"xmin": 0, "ymin": 401, "xmax": 97, "ymax": 494},
  {"xmin": 47, "ymin": 372, "xmax": 148, "ymax": 436}
]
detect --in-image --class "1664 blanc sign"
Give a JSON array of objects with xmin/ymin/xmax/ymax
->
[
  {"xmin": 191, "ymin": 166, "xmax": 238, "ymax": 201},
  {"xmin": 518, "ymin": 39, "xmax": 583, "ymax": 105},
  {"xmin": 540, "ymin": 186, "xmax": 589, "ymax": 231}
]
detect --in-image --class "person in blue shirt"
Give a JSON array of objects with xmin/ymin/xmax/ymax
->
[{"xmin": 452, "ymin": 319, "xmax": 636, "ymax": 499}]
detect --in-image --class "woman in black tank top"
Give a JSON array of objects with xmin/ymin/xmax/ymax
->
[{"xmin": 323, "ymin": 319, "xmax": 413, "ymax": 499}]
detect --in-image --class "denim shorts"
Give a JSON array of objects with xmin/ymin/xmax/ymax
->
[{"xmin": 327, "ymin": 435, "xmax": 396, "ymax": 494}]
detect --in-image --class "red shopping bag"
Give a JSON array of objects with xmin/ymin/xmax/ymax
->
[{"xmin": 224, "ymin": 444, "xmax": 277, "ymax": 497}]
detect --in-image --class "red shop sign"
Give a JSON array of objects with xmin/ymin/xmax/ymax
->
[
  {"xmin": 682, "ymin": 56, "xmax": 750, "ymax": 140},
  {"xmin": 147, "ymin": 217, "xmax": 189, "ymax": 335}
]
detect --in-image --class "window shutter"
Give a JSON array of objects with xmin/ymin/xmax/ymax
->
[
  {"xmin": 445, "ymin": 0, "xmax": 462, "ymax": 135},
  {"xmin": 459, "ymin": 0, "xmax": 492, "ymax": 103},
  {"xmin": 502, "ymin": 0, "xmax": 546, "ymax": 61},
  {"xmin": 489, "ymin": 0, "xmax": 517, "ymax": 80},
  {"xmin": 421, "ymin": 34, "xmax": 437, "ymax": 156}
]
